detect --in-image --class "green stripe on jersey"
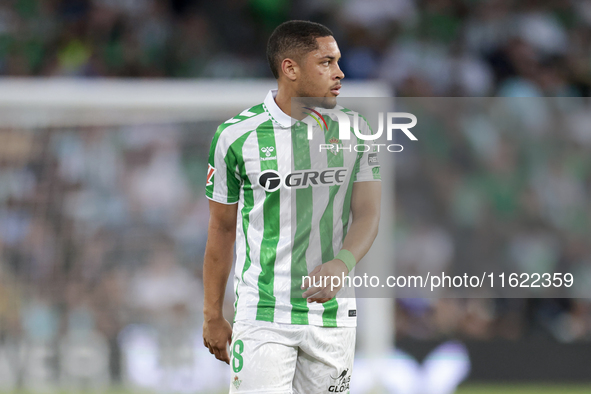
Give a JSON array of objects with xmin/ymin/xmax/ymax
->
[
  {"xmin": 255, "ymin": 120, "xmax": 280, "ymax": 322},
  {"xmin": 320, "ymin": 117, "xmax": 344, "ymax": 327},
  {"xmin": 290, "ymin": 122, "xmax": 311, "ymax": 325},
  {"xmin": 341, "ymin": 171, "xmax": 354, "ymax": 242},
  {"xmin": 232, "ymin": 131, "xmax": 255, "ymax": 319},
  {"xmin": 223, "ymin": 148, "xmax": 241, "ymax": 202}
]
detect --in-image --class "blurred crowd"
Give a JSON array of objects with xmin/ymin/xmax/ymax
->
[
  {"xmin": 0, "ymin": 126, "xmax": 220, "ymax": 389},
  {"xmin": 392, "ymin": 96, "xmax": 591, "ymax": 342},
  {"xmin": 0, "ymin": 0, "xmax": 590, "ymax": 97}
]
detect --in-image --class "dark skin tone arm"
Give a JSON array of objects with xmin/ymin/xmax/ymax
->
[
  {"xmin": 202, "ymin": 200, "xmax": 237, "ymax": 365},
  {"xmin": 302, "ymin": 181, "xmax": 381, "ymax": 302}
]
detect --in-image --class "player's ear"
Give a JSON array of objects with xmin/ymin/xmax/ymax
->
[{"xmin": 281, "ymin": 58, "xmax": 298, "ymax": 81}]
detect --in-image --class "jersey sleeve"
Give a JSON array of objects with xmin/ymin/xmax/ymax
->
[
  {"xmin": 353, "ymin": 115, "xmax": 381, "ymax": 182},
  {"xmin": 205, "ymin": 126, "xmax": 241, "ymax": 204}
]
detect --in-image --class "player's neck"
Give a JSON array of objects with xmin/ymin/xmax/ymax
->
[{"xmin": 275, "ymin": 87, "xmax": 308, "ymax": 121}]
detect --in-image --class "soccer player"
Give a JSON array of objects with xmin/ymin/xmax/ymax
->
[{"xmin": 202, "ymin": 20, "xmax": 381, "ymax": 393}]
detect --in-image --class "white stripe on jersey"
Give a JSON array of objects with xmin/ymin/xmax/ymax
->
[
  {"xmin": 235, "ymin": 131, "xmax": 265, "ymax": 322},
  {"xmin": 273, "ymin": 123, "xmax": 294, "ymax": 323}
]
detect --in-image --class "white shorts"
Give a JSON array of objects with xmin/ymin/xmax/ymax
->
[{"xmin": 228, "ymin": 320, "xmax": 356, "ymax": 394}]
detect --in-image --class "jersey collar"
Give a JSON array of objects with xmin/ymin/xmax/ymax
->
[{"xmin": 264, "ymin": 89, "xmax": 294, "ymax": 128}]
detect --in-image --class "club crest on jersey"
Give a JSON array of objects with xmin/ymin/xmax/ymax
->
[
  {"xmin": 328, "ymin": 138, "xmax": 342, "ymax": 156},
  {"xmin": 206, "ymin": 164, "xmax": 216, "ymax": 186},
  {"xmin": 232, "ymin": 376, "xmax": 242, "ymax": 389},
  {"xmin": 260, "ymin": 146, "xmax": 276, "ymax": 161}
]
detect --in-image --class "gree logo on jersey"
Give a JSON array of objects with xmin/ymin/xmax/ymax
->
[
  {"xmin": 258, "ymin": 168, "xmax": 348, "ymax": 192},
  {"xmin": 258, "ymin": 170, "xmax": 282, "ymax": 191}
]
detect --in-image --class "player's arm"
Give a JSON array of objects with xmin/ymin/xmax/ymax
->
[
  {"xmin": 303, "ymin": 181, "xmax": 381, "ymax": 302},
  {"xmin": 341, "ymin": 180, "xmax": 381, "ymax": 261},
  {"xmin": 203, "ymin": 199, "xmax": 238, "ymax": 364}
]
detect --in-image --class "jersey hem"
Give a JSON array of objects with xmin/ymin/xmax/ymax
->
[
  {"xmin": 205, "ymin": 193, "xmax": 239, "ymax": 204},
  {"xmin": 233, "ymin": 316, "xmax": 357, "ymax": 328},
  {"xmin": 230, "ymin": 388, "xmax": 294, "ymax": 394}
]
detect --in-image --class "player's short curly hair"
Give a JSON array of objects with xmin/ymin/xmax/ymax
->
[{"xmin": 267, "ymin": 20, "xmax": 334, "ymax": 79}]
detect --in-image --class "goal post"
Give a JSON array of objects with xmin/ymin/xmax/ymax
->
[{"xmin": 0, "ymin": 78, "xmax": 390, "ymax": 128}]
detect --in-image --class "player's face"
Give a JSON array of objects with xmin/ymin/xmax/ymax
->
[{"xmin": 296, "ymin": 36, "xmax": 344, "ymax": 109}]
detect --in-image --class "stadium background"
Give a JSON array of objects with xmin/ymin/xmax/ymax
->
[{"xmin": 1, "ymin": 0, "xmax": 591, "ymax": 393}]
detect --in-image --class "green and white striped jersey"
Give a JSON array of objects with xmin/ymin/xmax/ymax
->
[{"xmin": 206, "ymin": 90, "xmax": 380, "ymax": 327}]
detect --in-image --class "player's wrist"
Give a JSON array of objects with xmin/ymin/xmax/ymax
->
[
  {"xmin": 203, "ymin": 308, "xmax": 225, "ymax": 322},
  {"xmin": 335, "ymin": 249, "xmax": 356, "ymax": 274}
]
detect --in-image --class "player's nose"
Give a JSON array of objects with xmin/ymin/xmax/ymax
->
[{"xmin": 335, "ymin": 64, "xmax": 344, "ymax": 80}]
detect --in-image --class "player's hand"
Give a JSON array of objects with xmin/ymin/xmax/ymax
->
[
  {"xmin": 301, "ymin": 259, "xmax": 349, "ymax": 303},
  {"xmin": 203, "ymin": 316, "xmax": 232, "ymax": 364}
]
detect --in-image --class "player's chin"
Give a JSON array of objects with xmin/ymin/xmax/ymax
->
[{"xmin": 323, "ymin": 96, "xmax": 338, "ymax": 109}]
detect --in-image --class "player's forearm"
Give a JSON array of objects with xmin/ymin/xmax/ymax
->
[
  {"xmin": 341, "ymin": 212, "xmax": 380, "ymax": 266},
  {"xmin": 203, "ymin": 227, "xmax": 235, "ymax": 320}
]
